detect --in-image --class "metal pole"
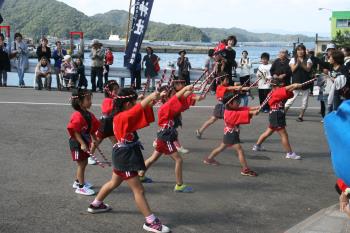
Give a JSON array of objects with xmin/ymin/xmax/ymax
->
[{"xmin": 125, "ymin": 0, "xmax": 133, "ymax": 49}]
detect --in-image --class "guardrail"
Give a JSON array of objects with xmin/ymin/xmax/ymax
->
[{"xmin": 10, "ymin": 61, "xmax": 258, "ymax": 88}]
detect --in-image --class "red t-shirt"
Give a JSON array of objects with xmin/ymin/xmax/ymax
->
[
  {"xmin": 158, "ymin": 95, "xmax": 183, "ymax": 128},
  {"xmin": 179, "ymin": 94, "xmax": 197, "ymax": 112},
  {"xmin": 113, "ymin": 103, "xmax": 154, "ymax": 142},
  {"xmin": 224, "ymin": 107, "xmax": 251, "ymax": 128},
  {"xmin": 216, "ymin": 85, "xmax": 233, "ymax": 101},
  {"xmin": 101, "ymin": 98, "xmax": 114, "ymax": 115},
  {"xmin": 67, "ymin": 111, "xmax": 99, "ymax": 138},
  {"xmin": 268, "ymin": 87, "xmax": 294, "ymax": 109},
  {"xmin": 105, "ymin": 51, "xmax": 114, "ymax": 65}
]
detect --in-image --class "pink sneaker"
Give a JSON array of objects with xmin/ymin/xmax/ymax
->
[
  {"xmin": 143, "ymin": 218, "xmax": 170, "ymax": 233},
  {"xmin": 203, "ymin": 158, "xmax": 220, "ymax": 166}
]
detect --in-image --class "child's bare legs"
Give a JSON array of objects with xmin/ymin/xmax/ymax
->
[
  {"xmin": 256, "ymin": 128, "xmax": 274, "ymax": 145},
  {"xmin": 232, "ymin": 144, "xmax": 249, "ymax": 169},
  {"xmin": 95, "ymin": 173, "xmax": 123, "ymax": 201},
  {"xmin": 76, "ymin": 159, "xmax": 88, "ymax": 184},
  {"xmin": 139, "ymin": 150, "xmax": 162, "ymax": 177},
  {"xmin": 277, "ymin": 128, "xmax": 292, "ymax": 153},
  {"xmin": 207, "ymin": 143, "xmax": 227, "ymax": 160},
  {"xmin": 126, "ymin": 176, "xmax": 152, "ymax": 217},
  {"xmin": 169, "ymin": 152, "xmax": 183, "ymax": 185},
  {"xmin": 198, "ymin": 116, "xmax": 218, "ymax": 134}
]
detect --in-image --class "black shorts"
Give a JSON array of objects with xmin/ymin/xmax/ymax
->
[
  {"xmin": 223, "ymin": 131, "xmax": 240, "ymax": 146},
  {"xmin": 269, "ymin": 110, "xmax": 286, "ymax": 130},
  {"xmin": 213, "ymin": 103, "xmax": 225, "ymax": 119}
]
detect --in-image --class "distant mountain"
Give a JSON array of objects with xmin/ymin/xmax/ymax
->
[{"xmin": 1, "ymin": 0, "xmax": 314, "ymax": 42}]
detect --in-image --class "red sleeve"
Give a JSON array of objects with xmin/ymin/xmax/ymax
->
[
  {"xmin": 187, "ymin": 93, "xmax": 197, "ymax": 107},
  {"xmin": 113, "ymin": 103, "xmax": 155, "ymax": 140},
  {"xmin": 67, "ymin": 112, "xmax": 84, "ymax": 138},
  {"xmin": 337, "ymin": 179, "xmax": 349, "ymax": 192},
  {"xmin": 101, "ymin": 98, "xmax": 114, "ymax": 115},
  {"xmin": 91, "ymin": 113, "xmax": 100, "ymax": 134},
  {"xmin": 216, "ymin": 85, "xmax": 227, "ymax": 100},
  {"xmin": 158, "ymin": 95, "xmax": 183, "ymax": 126},
  {"xmin": 269, "ymin": 87, "xmax": 294, "ymax": 106},
  {"xmin": 224, "ymin": 107, "xmax": 251, "ymax": 126}
]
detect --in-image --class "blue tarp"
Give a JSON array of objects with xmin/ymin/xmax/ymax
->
[{"xmin": 324, "ymin": 100, "xmax": 350, "ymax": 186}]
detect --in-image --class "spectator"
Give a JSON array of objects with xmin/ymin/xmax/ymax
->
[
  {"xmin": 316, "ymin": 70, "xmax": 332, "ymax": 121},
  {"xmin": 142, "ymin": 46, "xmax": 160, "ymax": 90},
  {"xmin": 104, "ymin": 47, "xmax": 114, "ymax": 83},
  {"xmin": 61, "ymin": 55, "xmax": 77, "ymax": 88},
  {"xmin": 52, "ymin": 41, "xmax": 67, "ymax": 90},
  {"xmin": 256, "ymin": 52, "xmax": 272, "ymax": 113},
  {"xmin": 239, "ymin": 50, "xmax": 252, "ymax": 106},
  {"xmin": 36, "ymin": 37, "xmax": 51, "ymax": 63},
  {"xmin": 223, "ymin": 35, "xmax": 237, "ymax": 85},
  {"xmin": 177, "ymin": 50, "xmax": 192, "ymax": 85},
  {"xmin": 0, "ymin": 33, "xmax": 10, "ymax": 87},
  {"xmin": 75, "ymin": 57, "xmax": 87, "ymax": 89},
  {"xmin": 35, "ymin": 57, "xmax": 52, "ymax": 90},
  {"xmin": 321, "ymin": 43, "xmax": 336, "ymax": 70},
  {"xmin": 204, "ymin": 49, "xmax": 216, "ymax": 94},
  {"xmin": 11, "ymin": 32, "xmax": 29, "ymax": 88},
  {"xmin": 89, "ymin": 39, "xmax": 105, "ymax": 92},
  {"xmin": 308, "ymin": 49, "xmax": 321, "ymax": 95},
  {"xmin": 342, "ymin": 47, "xmax": 350, "ymax": 74},
  {"xmin": 129, "ymin": 52, "xmax": 142, "ymax": 90},
  {"xmin": 270, "ymin": 49, "xmax": 292, "ymax": 86},
  {"xmin": 327, "ymin": 50, "xmax": 349, "ymax": 111},
  {"xmin": 285, "ymin": 44, "xmax": 313, "ymax": 122}
]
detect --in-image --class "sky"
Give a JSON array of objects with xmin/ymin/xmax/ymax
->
[{"xmin": 59, "ymin": 0, "xmax": 350, "ymax": 37}]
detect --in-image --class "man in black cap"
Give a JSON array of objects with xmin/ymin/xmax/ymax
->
[{"xmin": 177, "ymin": 50, "xmax": 191, "ymax": 85}]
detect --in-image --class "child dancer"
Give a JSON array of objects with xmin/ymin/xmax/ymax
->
[
  {"xmin": 89, "ymin": 80, "xmax": 119, "ymax": 165},
  {"xmin": 172, "ymin": 76, "xmax": 204, "ymax": 153},
  {"xmin": 139, "ymin": 84, "xmax": 195, "ymax": 193},
  {"xmin": 67, "ymin": 89, "xmax": 100, "ymax": 195},
  {"xmin": 252, "ymin": 79, "xmax": 302, "ymax": 160},
  {"xmin": 196, "ymin": 73, "xmax": 248, "ymax": 139},
  {"xmin": 87, "ymin": 88, "xmax": 170, "ymax": 233},
  {"xmin": 203, "ymin": 92, "xmax": 259, "ymax": 176}
]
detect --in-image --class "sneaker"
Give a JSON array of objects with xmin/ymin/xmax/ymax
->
[
  {"xmin": 87, "ymin": 202, "xmax": 112, "ymax": 214},
  {"xmin": 176, "ymin": 146, "xmax": 189, "ymax": 154},
  {"xmin": 240, "ymin": 168, "xmax": 258, "ymax": 177},
  {"xmin": 252, "ymin": 144, "xmax": 265, "ymax": 151},
  {"xmin": 88, "ymin": 157, "xmax": 97, "ymax": 165},
  {"xmin": 75, "ymin": 186, "xmax": 95, "ymax": 196},
  {"xmin": 296, "ymin": 117, "xmax": 303, "ymax": 122},
  {"xmin": 203, "ymin": 158, "xmax": 220, "ymax": 166},
  {"xmin": 195, "ymin": 129, "xmax": 202, "ymax": 139},
  {"xmin": 72, "ymin": 181, "xmax": 93, "ymax": 189},
  {"xmin": 286, "ymin": 152, "xmax": 301, "ymax": 160},
  {"xmin": 174, "ymin": 184, "xmax": 193, "ymax": 193},
  {"xmin": 140, "ymin": 176, "xmax": 153, "ymax": 183},
  {"xmin": 152, "ymin": 140, "xmax": 157, "ymax": 148},
  {"xmin": 143, "ymin": 218, "xmax": 170, "ymax": 233},
  {"xmin": 263, "ymin": 109, "xmax": 269, "ymax": 113}
]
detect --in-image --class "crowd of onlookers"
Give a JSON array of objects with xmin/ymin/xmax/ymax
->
[{"xmin": 1, "ymin": 33, "xmax": 349, "ymax": 120}]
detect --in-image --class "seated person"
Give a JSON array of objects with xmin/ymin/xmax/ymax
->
[
  {"xmin": 61, "ymin": 55, "xmax": 78, "ymax": 88},
  {"xmin": 35, "ymin": 57, "xmax": 52, "ymax": 90}
]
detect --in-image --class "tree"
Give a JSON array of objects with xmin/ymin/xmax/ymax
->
[{"xmin": 332, "ymin": 30, "xmax": 350, "ymax": 48}]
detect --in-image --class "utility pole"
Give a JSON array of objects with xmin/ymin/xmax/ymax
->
[{"xmin": 125, "ymin": 0, "xmax": 133, "ymax": 50}]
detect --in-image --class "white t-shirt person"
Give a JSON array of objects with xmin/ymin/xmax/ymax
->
[{"xmin": 257, "ymin": 64, "xmax": 272, "ymax": 89}]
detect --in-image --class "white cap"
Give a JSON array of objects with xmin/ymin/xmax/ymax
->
[
  {"xmin": 325, "ymin": 43, "xmax": 336, "ymax": 51},
  {"xmin": 63, "ymin": 55, "xmax": 71, "ymax": 61}
]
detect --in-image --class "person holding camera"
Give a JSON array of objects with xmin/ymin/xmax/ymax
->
[
  {"xmin": 89, "ymin": 39, "xmax": 105, "ymax": 92},
  {"xmin": 177, "ymin": 50, "xmax": 191, "ymax": 85}
]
